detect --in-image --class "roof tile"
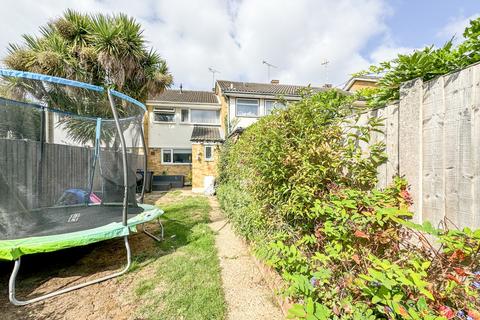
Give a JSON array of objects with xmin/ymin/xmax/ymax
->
[
  {"xmin": 190, "ymin": 125, "xmax": 223, "ymax": 142},
  {"xmin": 149, "ymin": 90, "xmax": 218, "ymax": 104},
  {"xmin": 217, "ymin": 80, "xmax": 325, "ymax": 96}
]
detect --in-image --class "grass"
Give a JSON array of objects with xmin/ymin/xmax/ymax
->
[{"xmin": 135, "ymin": 195, "xmax": 226, "ymax": 320}]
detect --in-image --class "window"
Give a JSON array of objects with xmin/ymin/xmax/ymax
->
[
  {"xmin": 236, "ymin": 99, "xmax": 259, "ymax": 117},
  {"xmin": 181, "ymin": 109, "xmax": 189, "ymax": 123},
  {"xmin": 162, "ymin": 149, "xmax": 172, "ymax": 163},
  {"xmin": 265, "ymin": 100, "xmax": 286, "ymax": 115},
  {"xmin": 205, "ymin": 145, "xmax": 214, "ymax": 161},
  {"xmin": 191, "ymin": 109, "xmax": 220, "ymax": 124},
  {"xmin": 173, "ymin": 149, "xmax": 192, "ymax": 163},
  {"xmin": 161, "ymin": 149, "xmax": 192, "ymax": 164},
  {"xmin": 153, "ymin": 108, "xmax": 175, "ymax": 122}
]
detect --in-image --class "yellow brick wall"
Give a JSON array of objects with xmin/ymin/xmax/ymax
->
[
  {"xmin": 217, "ymin": 87, "xmax": 228, "ymax": 135},
  {"xmin": 191, "ymin": 143, "xmax": 220, "ymax": 189},
  {"xmin": 147, "ymin": 148, "xmax": 192, "ymax": 182},
  {"xmin": 348, "ymin": 80, "xmax": 378, "ymax": 92}
]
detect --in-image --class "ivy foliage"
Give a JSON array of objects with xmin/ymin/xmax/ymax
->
[
  {"xmin": 357, "ymin": 17, "xmax": 480, "ymax": 106},
  {"xmin": 217, "ymin": 89, "xmax": 480, "ymax": 319}
]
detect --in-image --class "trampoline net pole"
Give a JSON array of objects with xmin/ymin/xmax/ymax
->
[
  {"xmin": 139, "ymin": 123, "xmax": 147, "ymax": 203},
  {"xmin": 107, "ymin": 89, "xmax": 129, "ymax": 226}
]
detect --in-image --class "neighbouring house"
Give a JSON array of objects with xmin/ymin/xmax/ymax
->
[
  {"xmin": 216, "ymin": 79, "xmax": 326, "ymax": 132},
  {"xmin": 145, "ymin": 80, "xmax": 327, "ymax": 192},
  {"xmin": 343, "ymin": 75, "xmax": 380, "ymax": 92}
]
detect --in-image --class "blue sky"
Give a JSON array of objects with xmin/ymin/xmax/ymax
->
[
  {"xmin": 381, "ymin": 0, "xmax": 479, "ymax": 46},
  {"xmin": 0, "ymin": 0, "xmax": 479, "ymax": 90}
]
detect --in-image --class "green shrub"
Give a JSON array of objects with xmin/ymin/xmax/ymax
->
[
  {"xmin": 217, "ymin": 89, "xmax": 480, "ymax": 319},
  {"xmin": 357, "ymin": 16, "xmax": 480, "ymax": 107}
]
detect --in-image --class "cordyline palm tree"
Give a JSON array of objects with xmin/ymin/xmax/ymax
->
[{"xmin": 2, "ymin": 9, "xmax": 172, "ymax": 143}]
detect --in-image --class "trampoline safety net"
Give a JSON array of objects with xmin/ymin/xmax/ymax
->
[{"xmin": 0, "ymin": 70, "xmax": 147, "ymax": 241}]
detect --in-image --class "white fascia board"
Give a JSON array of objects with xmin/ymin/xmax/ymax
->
[
  {"xmin": 221, "ymin": 92, "xmax": 301, "ymax": 100},
  {"xmin": 146, "ymin": 100, "xmax": 221, "ymax": 108},
  {"xmin": 146, "ymin": 98, "xmax": 221, "ymax": 108}
]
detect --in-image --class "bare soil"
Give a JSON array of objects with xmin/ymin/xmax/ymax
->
[{"xmin": 0, "ymin": 191, "xmax": 173, "ymax": 320}]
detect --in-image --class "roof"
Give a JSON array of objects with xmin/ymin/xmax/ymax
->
[
  {"xmin": 148, "ymin": 89, "xmax": 219, "ymax": 104},
  {"xmin": 343, "ymin": 75, "xmax": 380, "ymax": 91},
  {"xmin": 217, "ymin": 80, "xmax": 325, "ymax": 96},
  {"xmin": 190, "ymin": 125, "xmax": 224, "ymax": 142}
]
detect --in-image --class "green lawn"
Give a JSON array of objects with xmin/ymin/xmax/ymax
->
[{"xmin": 134, "ymin": 196, "xmax": 226, "ymax": 320}]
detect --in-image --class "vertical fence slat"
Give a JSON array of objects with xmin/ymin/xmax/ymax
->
[
  {"xmin": 422, "ymin": 77, "xmax": 445, "ymax": 227},
  {"xmin": 399, "ymin": 78, "xmax": 424, "ymax": 222}
]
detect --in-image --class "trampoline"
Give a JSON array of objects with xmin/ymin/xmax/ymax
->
[{"xmin": 0, "ymin": 69, "xmax": 164, "ymax": 305}]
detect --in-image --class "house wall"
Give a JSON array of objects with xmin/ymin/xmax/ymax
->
[
  {"xmin": 227, "ymin": 96, "xmax": 297, "ymax": 131},
  {"xmin": 191, "ymin": 143, "xmax": 220, "ymax": 192},
  {"xmin": 146, "ymin": 104, "xmax": 221, "ymax": 148},
  {"xmin": 348, "ymin": 80, "xmax": 378, "ymax": 92},
  {"xmin": 218, "ymin": 91, "xmax": 229, "ymax": 136},
  {"xmin": 147, "ymin": 147, "xmax": 192, "ymax": 181}
]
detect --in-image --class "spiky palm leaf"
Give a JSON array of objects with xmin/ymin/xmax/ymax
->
[{"xmin": 3, "ymin": 9, "xmax": 172, "ymax": 143}]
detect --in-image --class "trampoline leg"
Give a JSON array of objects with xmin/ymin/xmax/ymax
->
[
  {"xmin": 142, "ymin": 219, "xmax": 164, "ymax": 242},
  {"xmin": 8, "ymin": 236, "xmax": 132, "ymax": 306}
]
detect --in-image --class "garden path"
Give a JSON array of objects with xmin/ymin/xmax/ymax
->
[{"xmin": 208, "ymin": 196, "xmax": 283, "ymax": 320}]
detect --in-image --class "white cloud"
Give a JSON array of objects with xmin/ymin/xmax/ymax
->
[
  {"xmin": 369, "ymin": 44, "xmax": 417, "ymax": 64},
  {"xmin": 0, "ymin": 0, "xmax": 392, "ymax": 90},
  {"xmin": 437, "ymin": 13, "xmax": 480, "ymax": 43}
]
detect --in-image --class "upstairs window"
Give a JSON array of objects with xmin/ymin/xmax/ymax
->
[
  {"xmin": 153, "ymin": 108, "xmax": 175, "ymax": 122},
  {"xmin": 190, "ymin": 109, "xmax": 220, "ymax": 124},
  {"xmin": 236, "ymin": 99, "xmax": 259, "ymax": 117},
  {"xmin": 181, "ymin": 109, "xmax": 189, "ymax": 123},
  {"xmin": 265, "ymin": 100, "xmax": 286, "ymax": 115}
]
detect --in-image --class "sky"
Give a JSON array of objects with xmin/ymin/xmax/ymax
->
[{"xmin": 0, "ymin": 0, "xmax": 479, "ymax": 90}]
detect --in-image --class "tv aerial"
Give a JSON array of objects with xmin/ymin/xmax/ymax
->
[{"xmin": 262, "ymin": 60, "xmax": 277, "ymax": 82}]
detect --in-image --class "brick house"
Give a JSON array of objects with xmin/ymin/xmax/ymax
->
[{"xmin": 145, "ymin": 80, "xmax": 326, "ymax": 192}]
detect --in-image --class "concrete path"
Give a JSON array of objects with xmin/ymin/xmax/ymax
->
[{"xmin": 208, "ymin": 196, "xmax": 284, "ymax": 320}]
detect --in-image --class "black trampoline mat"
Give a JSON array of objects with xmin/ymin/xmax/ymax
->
[{"xmin": 1, "ymin": 205, "xmax": 143, "ymax": 240}]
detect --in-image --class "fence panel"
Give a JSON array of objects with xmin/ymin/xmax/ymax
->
[{"xmin": 357, "ymin": 63, "xmax": 480, "ymax": 229}]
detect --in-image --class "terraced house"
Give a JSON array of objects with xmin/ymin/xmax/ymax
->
[{"xmin": 145, "ymin": 80, "xmax": 326, "ymax": 192}]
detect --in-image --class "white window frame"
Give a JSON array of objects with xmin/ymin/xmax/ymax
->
[
  {"xmin": 190, "ymin": 109, "xmax": 220, "ymax": 125},
  {"xmin": 236, "ymin": 98, "xmax": 260, "ymax": 117},
  {"xmin": 265, "ymin": 100, "xmax": 286, "ymax": 115},
  {"xmin": 180, "ymin": 109, "xmax": 189, "ymax": 123},
  {"xmin": 153, "ymin": 108, "xmax": 176, "ymax": 123},
  {"xmin": 161, "ymin": 148, "xmax": 173, "ymax": 164},
  {"xmin": 204, "ymin": 145, "xmax": 214, "ymax": 161},
  {"xmin": 161, "ymin": 148, "xmax": 192, "ymax": 165}
]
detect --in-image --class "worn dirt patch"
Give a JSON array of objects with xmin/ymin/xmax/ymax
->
[
  {"xmin": 208, "ymin": 196, "xmax": 283, "ymax": 320},
  {"xmin": 0, "ymin": 192, "xmax": 170, "ymax": 320}
]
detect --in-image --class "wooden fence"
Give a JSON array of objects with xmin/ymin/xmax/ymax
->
[
  {"xmin": 361, "ymin": 62, "xmax": 480, "ymax": 229},
  {"xmin": 0, "ymin": 139, "xmax": 144, "ymax": 214}
]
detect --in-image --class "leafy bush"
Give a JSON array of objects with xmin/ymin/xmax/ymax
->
[
  {"xmin": 217, "ymin": 89, "xmax": 480, "ymax": 319},
  {"xmin": 357, "ymin": 17, "xmax": 480, "ymax": 106}
]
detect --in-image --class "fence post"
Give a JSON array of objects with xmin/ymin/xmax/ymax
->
[{"xmin": 399, "ymin": 78, "xmax": 423, "ymax": 223}]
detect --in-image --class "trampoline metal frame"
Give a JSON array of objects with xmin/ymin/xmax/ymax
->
[
  {"xmin": 7, "ymin": 88, "xmax": 159, "ymax": 306},
  {"xmin": 9, "ymin": 236, "xmax": 132, "ymax": 306}
]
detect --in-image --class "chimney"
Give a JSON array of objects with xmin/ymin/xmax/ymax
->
[
  {"xmin": 179, "ymin": 84, "xmax": 183, "ymax": 93},
  {"xmin": 270, "ymin": 79, "xmax": 279, "ymax": 84}
]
